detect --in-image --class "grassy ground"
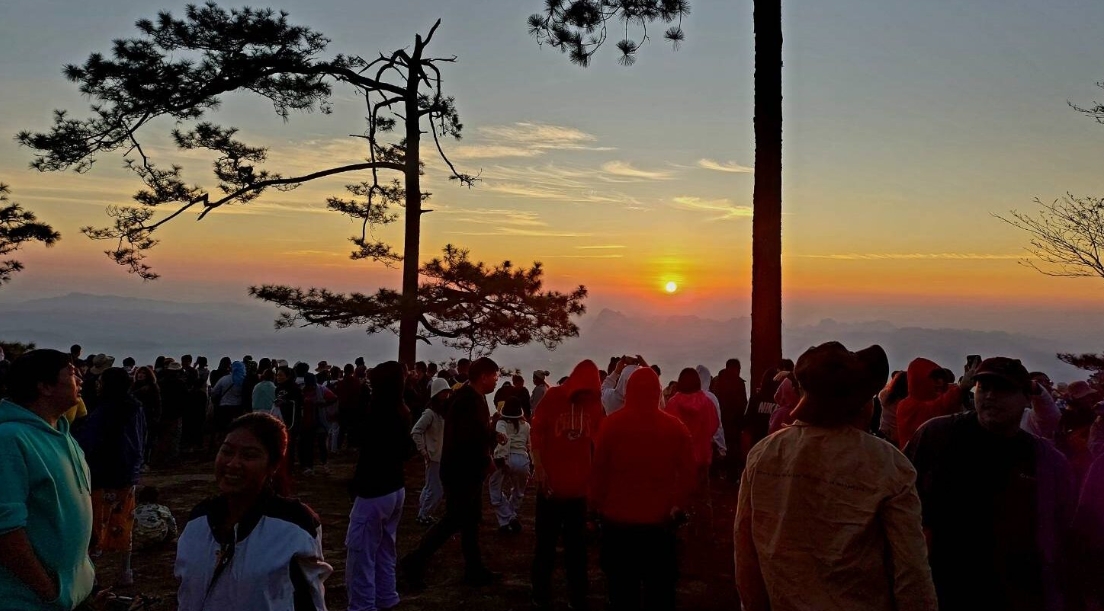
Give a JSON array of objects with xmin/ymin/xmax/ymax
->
[{"xmin": 95, "ymin": 451, "xmax": 741, "ymax": 610}]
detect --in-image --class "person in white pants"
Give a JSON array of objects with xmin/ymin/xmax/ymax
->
[
  {"xmin": 411, "ymin": 378, "xmax": 452, "ymax": 525},
  {"xmin": 489, "ymin": 397, "xmax": 531, "ymax": 534}
]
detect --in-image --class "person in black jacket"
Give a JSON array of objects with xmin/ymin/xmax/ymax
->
[
  {"xmin": 346, "ymin": 361, "xmax": 415, "ymax": 611},
  {"xmin": 401, "ymin": 356, "xmax": 501, "ymax": 588}
]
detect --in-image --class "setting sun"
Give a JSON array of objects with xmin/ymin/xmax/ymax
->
[{"xmin": 664, "ymin": 281, "xmax": 678, "ymax": 293}]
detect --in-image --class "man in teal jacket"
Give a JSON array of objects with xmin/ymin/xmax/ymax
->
[{"xmin": 0, "ymin": 349, "xmax": 96, "ymax": 610}]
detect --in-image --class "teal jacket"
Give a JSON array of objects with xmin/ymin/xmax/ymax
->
[{"xmin": 0, "ymin": 399, "xmax": 95, "ymax": 610}]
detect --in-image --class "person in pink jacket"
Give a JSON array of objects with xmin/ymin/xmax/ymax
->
[{"xmin": 664, "ymin": 368, "xmax": 720, "ymax": 473}]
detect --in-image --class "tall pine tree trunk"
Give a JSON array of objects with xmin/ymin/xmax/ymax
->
[
  {"xmin": 398, "ymin": 37, "xmax": 428, "ymax": 367},
  {"xmin": 750, "ymin": 0, "xmax": 783, "ymax": 387}
]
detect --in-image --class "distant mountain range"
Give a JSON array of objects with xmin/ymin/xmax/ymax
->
[{"xmin": 0, "ymin": 292, "xmax": 1098, "ymax": 383}]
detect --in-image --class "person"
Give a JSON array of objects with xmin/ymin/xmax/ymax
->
[
  {"xmin": 401, "ymin": 357, "xmax": 501, "ymax": 588},
  {"xmin": 712, "ymin": 358, "xmax": 747, "ymax": 480},
  {"xmin": 209, "ymin": 360, "xmax": 246, "ymax": 437},
  {"xmin": 601, "ymin": 356, "xmax": 643, "ymax": 415},
  {"xmin": 252, "ymin": 368, "xmax": 277, "ymax": 413},
  {"xmin": 335, "ymin": 363, "xmax": 367, "ymax": 450},
  {"xmin": 132, "ymin": 486, "xmax": 178, "ymax": 551},
  {"xmin": 156, "ymin": 359, "xmax": 188, "ymax": 464},
  {"xmin": 121, "ymin": 357, "xmax": 136, "ymax": 378},
  {"xmin": 589, "ymin": 367, "xmax": 695, "ymax": 611},
  {"xmin": 346, "ymin": 361, "xmax": 415, "ymax": 611},
  {"xmin": 905, "ymin": 357, "xmax": 1078, "ymax": 611},
  {"xmin": 877, "ymin": 371, "xmax": 908, "ymax": 445},
  {"xmin": 69, "ymin": 344, "xmax": 83, "ymax": 368},
  {"xmin": 411, "ymin": 378, "xmax": 451, "ymax": 525},
  {"xmin": 74, "ymin": 367, "xmax": 146, "ymax": 587},
  {"xmin": 300, "ymin": 373, "xmax": 337, "ymax": 475},
  {"xmin": 510, "ymin": 374, "xmax": 532, "ymax": 420},
  {"xmin": 175, "ymin": 412, "xmax": 331, "ymax": 611},
  {"xmin": 194, "ymin": 356, "xmax": 211, "ymax": 392},
  {"xmin": 530, "ymin": 370, "xmax": 551, "ymax": 414},
  {"xmin": 83, "ymin": 353, "xmax": 115, "ymax": 408},
  {"xmin": 489, "ymin": 397, "xmax": 531, "ymax": 533},
  {"xmin": 530, "ymin": 359, "xmax": 605, "ymax": 611},
  {"xmin": 453, "ymin": 358, "xmax": 471, "ymax": 386},
  {"xmin": 131, "ymin": 365, "xmax": 161, "ymax": 466},
  {"xmin": 1020, "ymin": 373, "xmax": 1061, "ymax": 441},
  {"xmin": 741, "ymin": 363, "xmax": 789, "ymax": 453},
  {"xmin": 273, "ymin": 366, "xmax": 304, "ymax": 468},
  {"xmin": 766, "ymin": 372, "xmax": 801, "ymax": 435},
  {"xmin": 0, "ymin": 349, "xmax": 96, "ymax": 610},
  {"xmin": 896, "ymin": 357, "xmax": 974, "ymax": 449},
  {"xmin": 664, "ymin": 368, "xmax": 721, "ymax": 483},
  {"xmin": 735, "ymin": 342, "xmax": 937, "ymax": 611},
  {"xmin": 208, "ymin": 357, "xmax": 232, "ymax": 388},
  {"xmin": 493, "ymin": 380, "xmax": 515, "ymax": 410}
]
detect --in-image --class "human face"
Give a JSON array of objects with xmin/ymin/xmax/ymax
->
[
  {"xmin": 276, "ymin": 370, "xmax": 289, "ymax": 385},
  {"xmin": 41, "ymin": 364, "xmax": 80, "ymax": 413},
  {"xmin": 473, "ymin": 371, "xmax": 500, "ymax": 395},
  {"xmin": 215, "ymin": 428, "xmax": 275, "ymax": 498},
  {"xmin": 974, "ymin": 378, "xmax": 1029, "ymax": 436}
]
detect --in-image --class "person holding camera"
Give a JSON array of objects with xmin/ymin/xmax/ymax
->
[{"xmin": 601, "ymin": 355, "xmax": 646, "ymax": 416}]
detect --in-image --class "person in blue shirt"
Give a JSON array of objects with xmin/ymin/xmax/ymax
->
[{"xmin": 0, "ymin": 349, "xmax": 96, "ymax": 610}]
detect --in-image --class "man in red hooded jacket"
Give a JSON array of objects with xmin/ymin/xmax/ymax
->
[
  {"xmin": 589, "ymin": 367, "xmax": 695, "ymax": 611},
  {"xmin": 896, "ymin": 358, "xmax": 975, "ymax": 449},
  {"xmin": 530, "ymin": 360, "xmax": 605, "ymax": 611}
]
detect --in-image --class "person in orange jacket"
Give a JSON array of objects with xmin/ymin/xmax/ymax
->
[
  {"xmin": 589, "ymin": 366, "xmax": 695, "ymax": 611},
  {"xmin": 896, "ymin": 357, "xmax": 976, "ymax": 448}
]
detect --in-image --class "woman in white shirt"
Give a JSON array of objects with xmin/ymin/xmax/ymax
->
[{"xmin": 489, "ymin": 397, "xmax": 531, "ymax": 534}]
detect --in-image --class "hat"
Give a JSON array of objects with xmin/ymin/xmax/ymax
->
[
  {"xmin": 315, "ymin": 360, "xmax": 330, "ymax": 372},
  {"xmin": 89, "ymin": 354, "xmax": 116, "ymax": 375},
  {"xmin": 1067, "ymin": 380, "xmax": 1097, "ymax": 400},
  {"xmin": 430, "ymin": 377, "xmax": 452, "ymax": 399},
  {"xmin": 791, "ymin": 341, "xmax": 889, "ymax": 426},
  {"xmin": 501, "ymin": 397, "xmax": 525, "ymax": 419},
  {"xmin": 533, "ymin": 370, "xmax": 549, "ymax": 383},
  {"xmin": 973, "ymin": 357, "xmax": 1032, "ymax": 395},
  {"xmin": 164, "ymin": 359, "xmax": 182, "ymax": 371}
]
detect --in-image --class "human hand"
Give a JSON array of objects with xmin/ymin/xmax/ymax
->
[
  {"xmin": 635, "ymin": 355, "xmax": 648, "ymax": 367},
  {"xmin": 496, "ymin": 432, "xmax": 507, "ymax": 445}
]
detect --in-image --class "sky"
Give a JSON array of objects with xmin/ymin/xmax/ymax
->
[{"xmin": 0, "ymin": 0, "xmax": 1102, "ymax": 344}]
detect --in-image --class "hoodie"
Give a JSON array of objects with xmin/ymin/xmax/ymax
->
[
  {"xmin": 589, "ymin": 368, "xmax": 695, "ymax": 524},
  {"xmin": 531, "ymin": 360, "xmax": 605, "ymax": 499},
  {"xmin": 664, "ymin": 388, "xmax": 720, "ymax": 469},
  {"xmin": 896, "ymin": 358, "xmax": 962, "ymax": 449},
  {"xmin": 74, "ymin": 395, "xmax": 146, "ymax": 489},
  {"xmin": 0, "ymin": 399, "xmax": 95, "ymax": 611},
  {"xmin": 601, "ymin": 364, "xmax": 639, "ymax": 415},
  {"xmin": 697, "ymin": 365, "xmax": 727, "ymax": 453}
]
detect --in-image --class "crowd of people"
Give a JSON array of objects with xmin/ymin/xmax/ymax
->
[{"xmin": 0, "ymin": 341, "xmax": 1101, "ymax": 611}]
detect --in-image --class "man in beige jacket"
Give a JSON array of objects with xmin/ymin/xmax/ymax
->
[{"xmin": 735, "ymin": 341, "xmax": 937, "ymax": 611}]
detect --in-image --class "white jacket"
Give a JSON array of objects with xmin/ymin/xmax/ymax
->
[
  {"xmin": 411, "ymin": 408, "xmax": 445, "ymax": 462},
  {"xmin": 494, "ymin": 419, "xmax": 531, "ymax": 459},
  {"xmin": 175, "ymin": 493, "xmax": 332, "ymax": 611}
]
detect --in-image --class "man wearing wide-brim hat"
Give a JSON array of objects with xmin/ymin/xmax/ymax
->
[
  {"xmin": 735, "ymin": 341, "xmax": 937, "ymax": 611},
  {"xmin": 905, "ymin": 356, "xmax": 1077, "ymax": 611}
]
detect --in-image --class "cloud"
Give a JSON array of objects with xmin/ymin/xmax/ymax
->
[
  {"xmin": 576, "ymin": 245, "xmax": 625, "ymax": 250},
  {"xmin": 435, "ymin": 207, "xmax": 548, "ymax": 228},
  {"xmin": 698, "ymin": 158, "xmax": 754, "ymax": 173},
  {"xmin": 450, "ymin": 122, "xmax": 615, "ymax": 160},
  {"xmin": 446, "ymin": 227, "xmax": 592, "ymax": 238},
  {"xmin": 449, "ymin": 145, "xmax": 545, "ymax": 160},
  {"xmin": 539, "ymin": 253, "xmax": 624, "ymax": 259},
  {"xmin": 600, "ymin": 161, "xmax": 673, "ymax": 181},
  {"xmin": 796, "ymin": 253, "xmax": 1024, "ymax": 261},
  {"xmin": 672, "ymin": 196, "xmax": 753, "ymax": 220},
  {"xmin": 476, "ymin": 163, "xmax": 652, "ymax": 207}
]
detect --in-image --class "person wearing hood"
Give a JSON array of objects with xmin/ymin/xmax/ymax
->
[
  {"xmin": 210, "ymin": 360, "xmax": 247, "ymax": 438},
  {"xmin": 0, "ymin": 349, "xmax": 97, "ymax": 611},
  {"xmin": 530, "ymin": 360, "xmax": 604, "ymax": 611},
  {"xmin": 665, "ymin": 368, "xmax": 721, "ymax": 476},
  {"xmin": 601, "ymin": 356, "xmax": 645, "ymax": 416},
  {"xmin": 896, "ymin": 357, "xmax": 975, "ymax": 449},
  {"xmin": 767, "ymin": 373, "xmax": 802, "ymax": 435},
  {"xmin": 712, "ymin": 359, "xmax": 748, "ymax": 481},
  {"xmin": 735, "ymin": 342, "xmax": 937, "ymax": 611},
  {"xmin": 74, "ymin": 367, "xmax": 146, "ymax": 587},
  {"xmin": 412, "ymin": 378, "xmax": 452, "ymax": 525},
  {"xmin": 589, "ymin": 367, "xmax": 695, "ymax": 611},
  {"xmin": 696, "ymin": 365, "xmax": 727, "ymax": 459}
]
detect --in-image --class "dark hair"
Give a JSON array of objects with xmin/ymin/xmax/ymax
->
[
  {"xmin": 885, "ymin": 371, "xmax": 909, "ymax": 404},
  {"xmin": 137, "ymin": 486, "xmax": 160, "ymax": 504},
  {"xmin": 294, "ymin": 361, "xmax": 310, "ymax": 377},
  {"xmin": 218, "ymin": 357, "xmax": 232, "ymax": 371},
  {"xmin": 607, "ymin": 357, "xmax": 620, "ymax": 374},
  {"xmin": 355, "ymin": 356, "xmax": 366, "ymax": 367},
  {"xmin": 303, "ymin": 372, "xmax": 318, "ymax": 388},
  {"xmin": 154, "ymin": 355, "xmax": 166, "ymax": 370},
  {"xmin": 100, "ymin": 367, "xmax": 133, "ymax": 400},
  {"xmin": 344, "ymin": 363, "xmax": 355, "ymax": 376},
  {"xmin": 70, "ymin": 344, "xmax": 82, "ymax": 354},
  {"xmin": 726, "ymin": 358, "xmax": 741, "ymax": 372},
  {"xmin": 181, "ymin": 354, "xmax": 193, "ymax": 365},
  {"xmin": 261, "ymin": 369, "xmax": 275, "ymax": 382},
  {"xmin": 457, "ymin": 358, "xmax": 471, "ymax": 369},
  {"xmin": 122, "ymin": 357, "xmax": 136, "ymax": 367},
  {"xmin": 779, "ymin": 359, "xmax": 795, "ymax": 372},
  {"xmin": 196, "ymin": 356, "xmax": 208, "ymax": 368},
  {"xmin": 415, "ymin": 361, "xmax": 427, "ymax": 373},
  {"xmin": 7, "ymin": 349, "xmax": 73, "ymax": 406},
  {"xmin": 227, "ymin": 412, "xmax": 288, "ymax": 467},
  {"xmin": 512, "ymin": 374, "xmax": 524, "ymax": 385},
  {"xmin": 276, "ymin": 365, "xmax": 295, "ymax": 383},
  {"xmin": 370, "ymin": 361, "xmax": 406, "ymax": 412},
  {"xmin": 469, "ymin": 357, "xmax": 499, "ymax": 381},
  {"xmin": 650, "ymin": 364, "xmax": 662, "ymax": 377},
  {"xmin": 676, "ymin": 367, "xmax": 702, "ymax": 394},
  {"xmin": 427, "ymin": 363, "xmax": 438, "ymax": 374},
  {"xmin": 258, "ymin": 358, "xmax": 272, "ymax": 372}
]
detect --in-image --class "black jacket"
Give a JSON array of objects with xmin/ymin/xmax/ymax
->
[
  {"xmin": 351, "ymin": 403, "xmax": 414, "ymax": 499},
  {"xmin": 439, "ymin": 384, "xmax": 495, "ymax": 487}
]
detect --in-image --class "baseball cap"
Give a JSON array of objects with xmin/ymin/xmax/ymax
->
[{"xmin": 973, "ymin": 357, "xmax": 1031, "ymax": 394}]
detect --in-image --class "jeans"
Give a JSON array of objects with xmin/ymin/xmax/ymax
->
[
  {"xmin": 418, "ymin": 461, "xmax": 444, "ymax": 520},
  {"xmin": 407, "ymin": 478, "xmax": 486, "ymax": 575},
  {"xmin": 532, "ymin": 495, "xmax": 588, "ymax": 607},
  {"xmin": 600, "ymin": 521, "xmax": 678, "ymax": 611},
  {"xmin": 489, "ymin": 453, "xmax": 530, "ymax": 526},
  {"xmin": 346, "ymin": 490, "xmax": 405, "ymax": 611}
]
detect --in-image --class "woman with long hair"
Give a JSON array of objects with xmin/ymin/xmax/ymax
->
[
  {"xmin": 131, "ymin": 366, "xmax": 161, "ymax": 465},
  {"xmin": 175, "ymin": 413, "xmax": 330, "ymax": 610},
  {"xmin": 346, "ymin": 361, "xmax": 414, "ymax": 611}
]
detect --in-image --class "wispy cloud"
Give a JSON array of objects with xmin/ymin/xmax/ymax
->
[
  {"xmin": 539, "ymin": 253, "xmax": 624, "ymax": 259},
  {"xmin": 576, "ymin": 244, "xmax": 625, "ymax": 250},
  {"xmin": 447, "ymin": 227, "xmax": 592, "ymax": 238},
  {"xmin": 797, "ymin": 253, "xmax": 1024, "ymax": 261},
  {"xmin": 434, "ymin": 207, "xmax": 548, "ymax": 228},
  {"xmin": 672, "ymin": 196, "xmax": 753, "ymax": 220},
  {"xmin": 451, "ymin": 122, "xmax": 615, "ymax": 160},
  {"xmin": 478, "ymin": 163, "xmax": 652, "ymax": 207},
  {"xmin": 600, "ymin": 161, "xmax": 674, "ymax": 181},
  {"xmin": 698, "ymin": 158, "xmax": 754, "ymax": 173}
]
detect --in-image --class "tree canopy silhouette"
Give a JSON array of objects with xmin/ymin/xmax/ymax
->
[
  {"xmin": 0, "ymin": 184, "xmax": 61, "ymax": 287},
  {"xmin": 528, "ymin": 0, "xmax": 784, "ymax": 386},
  {"xmin": 20, "ymin": 3, "xmax": 586, "ymax": 362}
]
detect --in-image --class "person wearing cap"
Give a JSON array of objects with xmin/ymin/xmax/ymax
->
[
  {"xmin": 411, "ymin": 377, "xmax": 452, "ymax": 525},
  {"xmin": 735, "ymin": 342, "xmax": 937, "ymax": 611},
  {"xmin": 589, "ymin": 367, "xmax": 695, "ymax": 611},
  {"xmin": 530, "ymin": 370, "xmax": 551, "ymax": 414},
  {"xmin": 905, "ymin": 356, "xmax": 1077, "ymax": 611},
  {"xmin": 530, "ymin": 360, "xmax": 604, "ymax": 611},
  {"xmin": 82, "ymin": 353, "xmax": 116, "ymax": 408},
  {"xmin": 489, "ymin": 397, "xmax": 531, "ymax": 534},
  {"xmin": 896, "ymin": 357, "xmax": 975, "ymax": 449}
]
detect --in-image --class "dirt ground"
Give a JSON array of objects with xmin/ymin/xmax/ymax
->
[{"xmin": 96, "ymin": 451, "xmax": 741, "ymax": 610}]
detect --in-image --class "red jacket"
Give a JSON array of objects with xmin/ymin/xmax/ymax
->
[
  {"xmin": 896, "ymin": 358, "xmax": 962, "ymax": 449},
  {"xmin": 589, "ymin": 367, "xmax": 695, "ymax": 525},
  {"xmin": 531, "ymin": 360, "xmax": 605, "ymax": 499},
  {"xmin": 664, "ymin": 390, "xmax": 719, "ymax": 469}
]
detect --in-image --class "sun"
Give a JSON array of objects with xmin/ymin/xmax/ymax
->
[{"xmin": 664, "ymin": 281, "xmax": 678, "ymax": 294}]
